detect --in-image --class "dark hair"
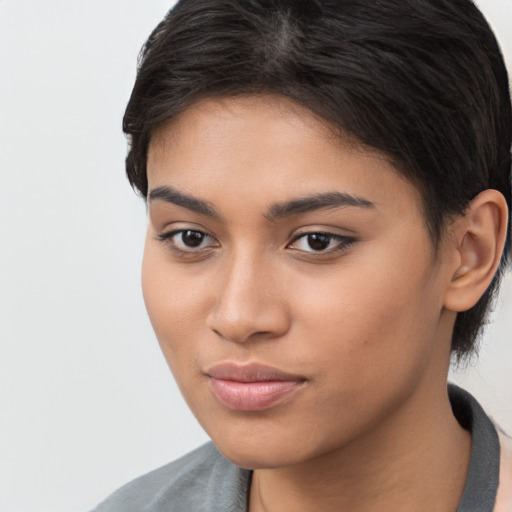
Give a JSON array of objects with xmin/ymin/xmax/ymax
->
[{"xmin": 123, "ymin": 0, "xmax": 512, "ymax": 359}]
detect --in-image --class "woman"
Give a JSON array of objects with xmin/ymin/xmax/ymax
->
[{"xmin": 94, "ymin": 0, "xmax": 512, "ymax": 510}]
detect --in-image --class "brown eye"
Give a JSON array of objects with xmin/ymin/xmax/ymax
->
[
  {"xmin": 287, "ymin": 232, "xmax": 356, "ymax": 255},
  {"xmin": 306, "ymin": 234, "xmax": 331, "ymax": 251},
  {"xmin": 181, "ymin": 230, "xmax": 206, "ymax": 247},
  {"xmin": 156, "ymin": 228, "xmax": 219, "ymax": 253}
]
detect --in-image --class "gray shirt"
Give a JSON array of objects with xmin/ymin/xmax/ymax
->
[{"xmin": 92, "ymin": 385, "xmax": 500, "ymax": 512}]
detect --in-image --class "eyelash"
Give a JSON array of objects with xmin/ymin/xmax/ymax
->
[
  {"xmin": 155, "ymin": 229, "xmax": 218, "ymax": 254},
  {"xmin": 287, "ymin": 232, "xmax": 356, "ymax": 255},
  {"xmin": 155, "ymin": 229, "xmax": 356, "ymax": 257}
]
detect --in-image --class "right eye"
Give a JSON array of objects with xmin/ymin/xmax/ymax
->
[{"xmin": 156, "ymin": 229, "xmax": 219, "ymax": 253}]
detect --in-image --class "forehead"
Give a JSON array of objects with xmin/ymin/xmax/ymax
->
[{"xmin": 147, "ymin": 94, "xmax": 424, "ymax": 223}]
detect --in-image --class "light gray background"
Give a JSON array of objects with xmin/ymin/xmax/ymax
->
[{"xmin": 0, "ymin": 1, "xmax": 510, "ymax": 511}]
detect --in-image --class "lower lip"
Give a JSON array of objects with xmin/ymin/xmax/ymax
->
[{"xmin": 209, "ymin": 378, "xmax": 304, "ymax": 411}]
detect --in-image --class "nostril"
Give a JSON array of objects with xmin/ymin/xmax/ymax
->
[{"xmin": 209, "ymin": 313, "xmax": 287, "ymax": 344}]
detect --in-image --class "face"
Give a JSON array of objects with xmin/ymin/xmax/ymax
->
[{"xmin": 143, "ymin": 95, "xmax": 454, "ymax": 469}]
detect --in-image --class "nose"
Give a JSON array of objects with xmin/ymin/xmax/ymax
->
[{"xmin": 205, "ymin": 252, "xmax": 291, "ymax": 344}]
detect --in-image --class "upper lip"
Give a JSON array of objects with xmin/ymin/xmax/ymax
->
[{"xmin": 205, "ymin": 362, "xmax": 305, "ymax": 383}]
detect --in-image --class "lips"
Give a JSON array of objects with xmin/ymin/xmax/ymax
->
[{"xmin": 206, "ymin": 363, "xmax": 306, "ymax": 411}]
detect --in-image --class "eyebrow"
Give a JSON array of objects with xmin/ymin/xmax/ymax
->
[
  {"xmin": 265, "ymin": 192, "xmax": 376, "ymax": 220},
  {"xmin": 148, "ymin": 186, "xmax": 375, "ymax": 220},
  {"xmin": 149, "ymin": 186, "xmax": 220, "ymax": 219}
]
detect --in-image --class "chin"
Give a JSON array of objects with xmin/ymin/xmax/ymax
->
[
  {"xmin": 206, "ymin": 424, "xmax": 326, "ymax": 470},
  {"xmin": 215, "ymin": 442, "xmax": 301, "ymax": 470}
]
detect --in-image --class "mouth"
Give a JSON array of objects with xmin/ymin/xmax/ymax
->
[{"xmin": 205, "ymin": 362, "xmax": 306, "ymax": 412}]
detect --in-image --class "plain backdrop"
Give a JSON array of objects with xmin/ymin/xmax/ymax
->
[{"xmin": 0, "ymin": 1, "xmax": 510, "ymax": 511}]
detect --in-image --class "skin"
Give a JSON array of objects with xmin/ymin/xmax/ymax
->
[{"xmin": 142, "ymin": 94, "xmax": 508, "ymax": 512}]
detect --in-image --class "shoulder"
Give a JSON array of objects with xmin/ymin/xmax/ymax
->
[{"xmin": 91, "ymin": 442, "xmax": 251, "ymax": 512}]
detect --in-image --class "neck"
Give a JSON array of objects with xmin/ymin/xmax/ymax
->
[{"xmin": 249, "ymin": 378, "xmax": 471, "ymax": 512}]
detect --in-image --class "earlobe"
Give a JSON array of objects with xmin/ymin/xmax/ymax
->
[{"xmin": 444, "ymin": 189, "xmax": 509, "ymax": 313}]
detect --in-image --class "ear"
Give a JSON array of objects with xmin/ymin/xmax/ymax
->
[{"xmin": 443, "ymin": 189, "xmax": 509, "ymax": 312}]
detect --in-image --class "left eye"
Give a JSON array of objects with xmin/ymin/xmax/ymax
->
[
  {"xmin": 157, "ymin": 229, "xmax": 218, "ymax": 252},
  {"xmin": 288, "ymin": 232, "xmax": 354, "ymax": 253}
]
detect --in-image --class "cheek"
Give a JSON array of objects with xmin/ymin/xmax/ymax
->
[
  {"xmin": 141, "ymin": 239, "xmax": 208, "ymax": 371},
  {"xmin": 293, "ymin": 245, "xmax": 441, "ymax": 385},
  {"xmin": 283, "ymin": 264, "xmax": 441, "ymax": 447}
]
